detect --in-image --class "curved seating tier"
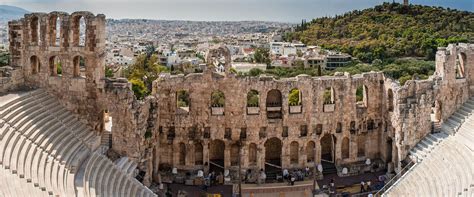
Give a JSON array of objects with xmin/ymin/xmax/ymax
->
[
  {"xmin": 386, "ymin": 98, "xmax": 474, "ymax": 196},
  {"xmin": 80, "ymin": 152, "xmax": 156, "ymax": 197},
  {"xmin": 0, "ymin": 89, "xmax": 157, "ymax": 197}
]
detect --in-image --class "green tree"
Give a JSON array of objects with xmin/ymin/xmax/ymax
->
[
  {"xmin": 105, "ymin": 66, "xmax": 114, "ymax": 77},
  {"xmin": 248, "ymin": 68, "xmax": 263, "ymax": 76},
  {"xmin": 254, "ymin": 47, "xmax": 271, "ymax": 65},
  {"xmin": 56, "ymin": 62, "xmax": 62, "ymax": 75},
  {"xmin": 0, "ymin": 52, "xmax": 9, "ymax": 67},
  {"xmin": 356, "ymin": 86, "xmax": 364, "ymax": 102},
  {"xmin": 211, "ymin": 91, "xmax": 225, "ymax": 107},
  {"xmin": 124, "ymin": 54, "xmax": 169, "ymax": 98},
  {"xmin": 130, "ymin": 78, "xmax": 148, "ymax": 100},
  {"xmin": 288, "ymin": 89, "xmax": 301, "ymax": 106},
  {"xmin": 290, "ymin": 2, "xmax": 473, "ymax": 62},
  {"xmin": 247, "ymin": 90, "xmax": 259, "ymax": 107},
  {"xmin": 177, "ymin": 90, "xmax": 190, "ymax": 107}
]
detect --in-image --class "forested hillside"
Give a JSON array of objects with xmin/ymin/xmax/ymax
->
[{"xmin": 289, "ymin": 2, "xmax": 473, "ymax": 62}]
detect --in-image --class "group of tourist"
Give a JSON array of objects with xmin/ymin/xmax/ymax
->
[
  {"xmin": 360, "ymin": 181, "xmax": 373, "ymax": 192},
  {"xmin": 282, "ymin": 167, "xmax": 312, "ymax": 185}
]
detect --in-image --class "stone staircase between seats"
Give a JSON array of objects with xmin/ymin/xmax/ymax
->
[{"xmin": 384, "ymin": 97, "xmax": 474, "ymax": 196}]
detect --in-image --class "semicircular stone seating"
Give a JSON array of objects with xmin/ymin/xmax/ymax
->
[
  {"xmin": 385, "ymin": 97, "xmax": 474, "ymax": 197},
  {"xmin": 0, "ymin": 89, "xmax": 157, "ymax": 197}
]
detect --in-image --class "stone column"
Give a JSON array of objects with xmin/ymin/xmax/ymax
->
[
  {"xmin": 315, "ymin": 138, "xmax": 321, "ymax": 164},
  {"xmin": 188, "ymin": 142, "xmax": 194, "ymax": 167},
  {"xmin": 203, "ymin": 141, "xmax": 210, "ymax": 174},
  {"xmin": 259, "ymin": 143, "xmax": 265, "ymax": 170},
  {"xmin": 172, "ymin": 141, "xmax": 178, "ymax": 168},
  {"xmin": 224, "ymin": 141, "xmax": 231, "ymax": 169},
  {"xmin": 241, "ymin": 142, "xmax": 248, "ymax": 169},
  {"xmin": 143, "ymin": 149, "xmax": 153, "ymax": 187},
  {"xmin": 302, "ymin": 142, "xmax": 307, "ymax": 167},
  {"xmin": 334, "ymin": 136, "xmax": 341, "ymax": 165},
  {"xmin": 281, "ymin": 140, "xmax": 289, "ymax": 169},
  {"xmin": 153, "ymin": 147, "xmax": 160, "ymax": 182}
]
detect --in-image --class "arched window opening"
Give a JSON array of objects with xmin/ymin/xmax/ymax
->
[
  {"xmin": 356, "ymin": 85, "xmax": 368, "ymax": 107},
  {"xmin": 102, "ymin": 109, "xmax": 112, "ymax": 133},
  {"xmin": 230, "ymin": 144, "xmax": 239, "ymax": 166},
  {"xmin": 289, "ymin": 88, "xmax": 302, "ymax": 114},
  {"xmin": 289, "ymin": 88, "xmax": 301, "ymax": 106},
  {"xmin": 30, "ymin": 56, "xmax": 40, "ymax": 74},
  {"xmin": 248, "ymin": 143, "xmax": 257, "ymax": 165},
  {"xmin": 350, "ymin": 121, "xmax": 356, "ymax": 134},
  {"xmin": 30, "ymin": 16, "xmax": 40, "ymax": 45},
  {"xmin": 73, "ymin": 16, "xmax": 86, "ymax": 47},
  {"xmin": 211, "ymin": 90, "xmax": 225, "ymax": 107},
  {"xmin": 211, "ymin": 90, "xmax": 225, "ymax": 115},
  {"xmin": 323, "ymin": 88, "xmax": 335, "ymax": 104},
  {"xmin": 342, "ymin": 137, "xmax": 350, "ymax": 159},
  {"xmin": 247, "ymin": 90, "xmax": 259, "ymax": 107},
  {"xmin": 367, "ymin": 119, "xmax": 375, "ymax": 131},
  {"xmin": 290, "ymin": 141, "xmax": 299, "ymax": 165},
  {"xmin": 247, "ymin": 90, "xmax": 260, "ymax": 115},
  {"xmin": 55, "ymin": 17, "xmax": 61, "ymax": 46},
  {"xmin": 178, "ymin": 143, "xmax": 186, "ymax": 165},
  {"xmin": 336, "ymin": 122, "xmax": 342, "ymax": 133},
  {"xmin": 357, "ymin": 134, "xmax": 366, "ymax": 157},
  {"xmin": 386, "ymin": 138, "xmax": 393, "ymax": 163},
  {"xmin": 49, "ymin": 16, "xmax": 61, "ymax": 46},
  {"xmin": 388, "ymin": 89, "xmax": 394, "ymax": 112},
  {"xmin": 49, "ymin": 56, "xmax": 62, "ymax": 77},
  {"xmin": 194, "ymin": 142, "xmax": 203, "ymax": 165},
  {"xmin": 455, "ymin": 53, "xmax": 466, "ymax": 79},
  {"xmin": 73, "ymin": 56, "xmax": 86, "ymax": 78},
  {"xmin": 433, "ymin": 100, "xmax": 442, "ymax": 122},
  {"xmin": 306, "ymin": 141, "xmax": 315, "ymax": 163},
  {"xmin": 323, "ymin": 87, "xmax": 335, "ymax": 112},
  {"xmin": 176, "ymin": 90, "xmax": 190, "ymax": 113},
  {"xmin": 266, "ymin": 89, "xmax": 282, "ymax": 119}
]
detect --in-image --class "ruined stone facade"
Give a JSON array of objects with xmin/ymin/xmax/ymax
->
[
  {"xmin": 6, "ymin": 11, "xmax": 106, "ymax": 130},
  {"xmin": 1, "ymin": 12, "xmax": 473, "ymax": 185}
]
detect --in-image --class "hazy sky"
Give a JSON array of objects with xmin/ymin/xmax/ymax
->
[{"xmin": 0, "ymin": 0, "xmax": 472, "ymax": 22}]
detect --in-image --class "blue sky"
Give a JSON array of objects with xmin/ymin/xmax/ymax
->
[{"xmin": 0, "ymin": 0, "xmax": 472, "ymax": 22}]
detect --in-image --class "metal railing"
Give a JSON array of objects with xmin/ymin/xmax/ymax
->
[
  {"xmin": 335, "ymin": 191, "xmax": 378, "ymax": 197},
  {"xmin": 209, "ymin": 161, "xmax": 224, "ymax": 169},
  {"xmin": 375, "ymin": 160, "xmax": 417, "ymax": 196},
  {"xmin": 264, "ymin": 162, "xmax": 282, "ymax": 169}
]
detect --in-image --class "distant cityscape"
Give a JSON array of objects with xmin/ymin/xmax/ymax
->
[{"xmin": 0, "ymin": 14, "xmax": 353, "ymax": 77}]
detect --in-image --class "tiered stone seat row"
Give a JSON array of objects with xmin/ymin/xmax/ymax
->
[
  {"xmin": 386, "ymin": 97, "xmax": 474, "ymax": 196},
  {"xmin": 0, "ymin": 165, "xmax": 50, "ymax": 197},
  {"xmin": 0, "ymin": 90, "xmax": 97, "ymax": 196},
  {"xmin": 114, "ymin": 156, "xmax": 138, "ymax": 176},
  {"xmin": 0, "ymin": 89, "xmax": 158, "ymax": 196},
  {"xmin": 82, "ymin": 152, "xmax": 157, "ymax": 197}
]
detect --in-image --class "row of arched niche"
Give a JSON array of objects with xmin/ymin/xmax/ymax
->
[
  {"xmin": 29, "ymin": 55, "xmax": 86, "ymax": 77},
  {"xmin": 167, "ymin": 134, "xmax": 384, "ymax": 170},
  {"xmin": 176, "ymin": 87, "xmax": 395, "ymax": 116},
  {"xmin": 29, "ymin": 14, "xmax": 87, "ymax": 47}
]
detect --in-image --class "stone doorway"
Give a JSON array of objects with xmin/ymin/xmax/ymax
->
[
  {"xmin": 321, "ymin": 134, "xmax": 336, "ymax": 163},
  {"xmin": 264, "ymin": 137, "xmax": 282, "ymax": 180},
  {"xmin": 209, "ymin": 140, "xmax": 225, "ymax": 173},
  {"xmin": 265, "ymin": 137, "xmax": 282, "ymax": 167},
  {"xmin": 386, "ymin": 138, "xmax": 393, "ymax": 163}
]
